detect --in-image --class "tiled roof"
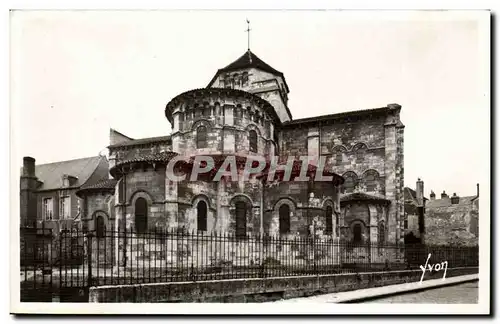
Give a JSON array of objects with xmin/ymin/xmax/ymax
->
[
  {"xmin": 281, "ymin": 105, "xmax": 401, "ymax": 127},
  {"xmin": 24, "ymin": 156, "xmax": 108, "ymax": 191},
  {"xmin": 108, "ymin": 135, "xmax": 171, "ymax": 149},
  {"xmin": 207, "ymin": 50, "xmax": 289, "ymax": 92},
  {"xmin": 165, "ymin": 88, "xmax": 282, "ymax": 124},
  {"xmin": 76, "ymin": 177, "xmax": 117, "ymax": 198},
  {"xmin": 340, "ymin": 192, "xmax": 391, "ymax": 205},
  {"xmin": 426, "ymin": 196, "xmax": 477, "ymax": 209},
  {"xmin": 110, "ymin": 151, "xmax": 179, "ymax": 177}
]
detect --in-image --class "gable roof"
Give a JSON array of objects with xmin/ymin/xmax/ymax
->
[
  {"xmin": 27, "ymin": 156, "xmax": 108, "ymax": 191},
  {"xmin": 207, "ymin": 50, "xmax": 289, "ymax": 92},
  {"xmin": 76, "ymin": 177, "xmax": 117, "ymax": 198}
]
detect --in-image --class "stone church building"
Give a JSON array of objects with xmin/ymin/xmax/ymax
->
[{"xmin": 21, "ymin": 50, "xmax": 405, "ymax": 267}]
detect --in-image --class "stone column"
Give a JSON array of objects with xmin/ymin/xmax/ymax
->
[
  {"xmin": 307, "ymin": 127, "xmax": 320, "ymax": 166},
  {"xmin": 384, "ymin": 116, "xmax": 398, "ymax": 244},
  {"xmin": 164, "ymin": 177, "xmax": 179, "ymax": 229}
]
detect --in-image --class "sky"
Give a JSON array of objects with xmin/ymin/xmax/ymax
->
[{"xmin": 10, "ymin": 10, "xmax": 489, "ymax": 198}]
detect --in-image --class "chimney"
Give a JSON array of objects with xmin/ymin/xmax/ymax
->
[
  {"xmin": 441, "ymin": 191, "xmax": 448, "ymax": 199},
  {"xmin": 20, "ymin": 156, "xmax": 37, "ymax": 227},
  {"xmin": 416, "ymin": 178, "xmax": 424, "ymax": 207},
  {"xmin": 476, "ymin": 183, "xmax": 479, "ymax": 198},
  {"xmin": 22, "ymin": 156, "xmax": 36, "ymax": 178},
  {"xmin": 451, "ymin": 193, "xmax": 460, "ymax": 204},
  {"xmin": 430, "ymin": 190, "xmax": 436, "ymax": 201}
]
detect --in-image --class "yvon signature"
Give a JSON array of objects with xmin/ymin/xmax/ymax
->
[{"xmin": 419, "ymin": 253, "xmax": 448, "ymax": 284}]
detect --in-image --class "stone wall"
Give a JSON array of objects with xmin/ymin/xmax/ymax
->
[{"xmin": 89, "ymin": 266, "xmax": 478, "ymax": 303}]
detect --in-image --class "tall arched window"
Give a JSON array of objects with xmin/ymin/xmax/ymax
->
[
  {"xmin": 197, "ymin": 126, "xmax": 207, "ymax": 149},
  {"xmin": 197, "ymin": 201, "xmax": 207, "ymax": 232},
  {"xmin": 249, "ymin": 130, "xmax": 258, "ymax": 153},
  {"xmin": 235, "ymin": 201, "xmax": 247, "ymax": 238},
  {"xmin": 279, "ymin": 204, "xmax": 291, "ymax": 235},
  {"xmin": 135, "ymin": 197, "xmax": 148, "ymax": 234},
  {"xmin": 378, "ymin": 222, "xmax": 385, "ymax": 246},
  {"xmin": 353, "ymin": 223, "xmax": 362, "ymax": 244},
  {"xmin": 95, "ymin": 215, "xmax": 105, "ymax": 238},
  {"xmin": 325, "ymin": 206, "xmax": 333, "ymax": 234},
  {"xmin": 335, "ymin": 213, "xmax": 340, "ymax": 236}
]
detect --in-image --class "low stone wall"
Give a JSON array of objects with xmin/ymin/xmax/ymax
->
[{"xmin": 89, "ymin": 266, "xmax": 478, "ymax": 303}]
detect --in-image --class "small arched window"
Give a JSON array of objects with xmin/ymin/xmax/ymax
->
[
  {"xmin": 135, "ymin": 197, "xmax": 148, "ymax": 234},
  {"xmin": 365, "ymin": 172, "xmax": 378, "ymax": 192},
  {"xmin": 197, "ymin": 126, "xmax": 207, "ymax": 149},
  {"xmin": 336, "ymin": 153, "xmax": 343, "ymax": 165},
  {"xmin": 343, "ymin": 174, "xmax": 358, "ymax": 194},
  {"xmin": 197, "ymin": 201, "xmax": 207, "ymax": 232},
  {"xmin": 249, "ymin": 130, "xmax": 258, "ymax": 153},
  {"xmin": 95, "ymin": 215, "xmax": 105, "ymax": 238},
  {"xmin": 235, "ymin": 201, "xmax": 247, "ymax": 238},
  {"xmin": 279, "ymin": 204, "xmax": 291, "ymax": 235},
  {"xmin": 325, "ymin": 206, "xmax": 333, "ymax": 235},
  {"xmin": 353, "ymin": 223, "xmax": 362, "ymax": 244},
  {"xmin": 378, "ymin": 222, "xmax": 385, "ymax": 246}
]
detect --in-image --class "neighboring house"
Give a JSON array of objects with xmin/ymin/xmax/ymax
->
[
  {"xmin": 20, "ymin": 155, "xmax": 109, "ymax": 232},
  {"xmin": 403, "ymin": 180, "xmax": 428, "ymax": 242},
  {"xmin": 424, "ymin": 185, "xmax": 479, "ymax": 246}
]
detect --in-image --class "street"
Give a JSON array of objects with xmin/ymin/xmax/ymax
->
[{"xmin": 362, "ymin": 281, "xmax": 478, "ymax": 303}]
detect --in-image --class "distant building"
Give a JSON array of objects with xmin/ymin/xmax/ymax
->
[
  {"xmin": 425, "ymin": 185, "xmax": 479, "ymax": 246},
  {"xmin": 20, "ymin": 155, "xmax": 109, "ymax": 232},
  {"xmin": 404, "ymin": 180, "xmax": 479, "ymax": 246}
]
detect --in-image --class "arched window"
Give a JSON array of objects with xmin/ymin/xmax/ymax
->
[
  {"xmin": 235, "ymin": 201, "xmax": 247, "ymax": 238},
  {"xmin": 197, "ymin": 126, "xmax": 207, "ymax": 149},
  {"xmin": 378, "ymin": 222, "xmax": 385, "ymax": 246},
  {"xmin": 325, "ymin": 206, "xmax": 333, "ymax": 234},
  {"xmin": 95, "ymin": 215, "xmax": 105, "ymax": 238},
  {"xmin": 364, "ymin": 171, "xmax": 379, "ymax": 192},
  {"xmin": 343, "ymin": 173, "xmax": 358, "ymax": 194},
  {"xmin": 135, "ymin": 197, "xmax": 148, "ymax": 234},
  {"xmin": 197, "ymin": 201, "xmax": 207, "ymax": 232},
  {"xmin": 249, "ymin": 130, "xmax": 258, "ymax": 153},
  {"xmin": 336, "ymin": 153, "xmax": 343, "ymax": 165},
  {"xmin": 353, "ymin": 223, "xmax": 362, "ymax": 244},
  {"xmin": 279, "ymin": 204, "xmax": 291, "ymax": 235},
  {"xmin": 335, "ymin": 213, "xmax": 339, "ymax": 236}
]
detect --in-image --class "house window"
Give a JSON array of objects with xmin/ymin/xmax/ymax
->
[
  {"xmin": 60, "ymin": 196, "xmax": 70, "ymax": 219},
  {"xmin": 43, "ymin": 198, "xmax": 53, "ymax": 220},
  {"xmin": 249, "ymin": 130, "xmax": 258, "ymax": 153},
  {"xmin": 404, "ymin": 214, "xmax": 408, "ymax": 230},
  {"xmin": 279, "ymin": 204, "xmax": 291, "ymax": 235},
  {"xmin": 197, "ymin": 201, "xmax": 208, "ymax": 232},
  {"xmin": 197, "ymin": 126, "xmax": 207, "ymax": 149},
  {"xmin": 235, "ymin": 201, "xmax": 247, "ymax": 238},
  {"xmin": 378, "ymin": 222, "xmax": 385, "ymax": 246},
  {"xmin": 135, "ymin": 197, "xmax": 148, "ymax": 234},
  {"xmin": 325, "ymin": 206, "xmax": 333, "ymax": 234},
  {"xmin": 353, "ymin": 223, "xmax": 362, "ymax": 244},
  {"xmin": 95, "ymin": 215, "xmax": 106, "ymax": 238}
]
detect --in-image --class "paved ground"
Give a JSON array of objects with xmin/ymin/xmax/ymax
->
[{"xmin": 363, "ymin": 281, "xmax": 478, "ymax": 303}]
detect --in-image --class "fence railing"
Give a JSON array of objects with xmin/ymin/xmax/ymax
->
[{"xmin": 20, "ymin": 226, "xmax": 479, "ymax": 289}]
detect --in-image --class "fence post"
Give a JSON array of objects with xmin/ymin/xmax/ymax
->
[{"xmin": 86, "ymin": 232, "xmax": 93, "ymax": 287}]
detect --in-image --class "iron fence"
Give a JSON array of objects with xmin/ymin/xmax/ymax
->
[{"xmin": 20, "ymin": 226, "xmax": 479, "ymax": 301}]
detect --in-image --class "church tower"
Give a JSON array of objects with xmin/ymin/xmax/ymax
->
[{"xmin": 207, "ymin": 50, "xmax": 292, "ymax": 123}]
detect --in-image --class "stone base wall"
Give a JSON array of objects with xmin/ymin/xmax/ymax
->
[{"xmin": 89, "ymin": 266, "xmax": 478, "ymax": 303}]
